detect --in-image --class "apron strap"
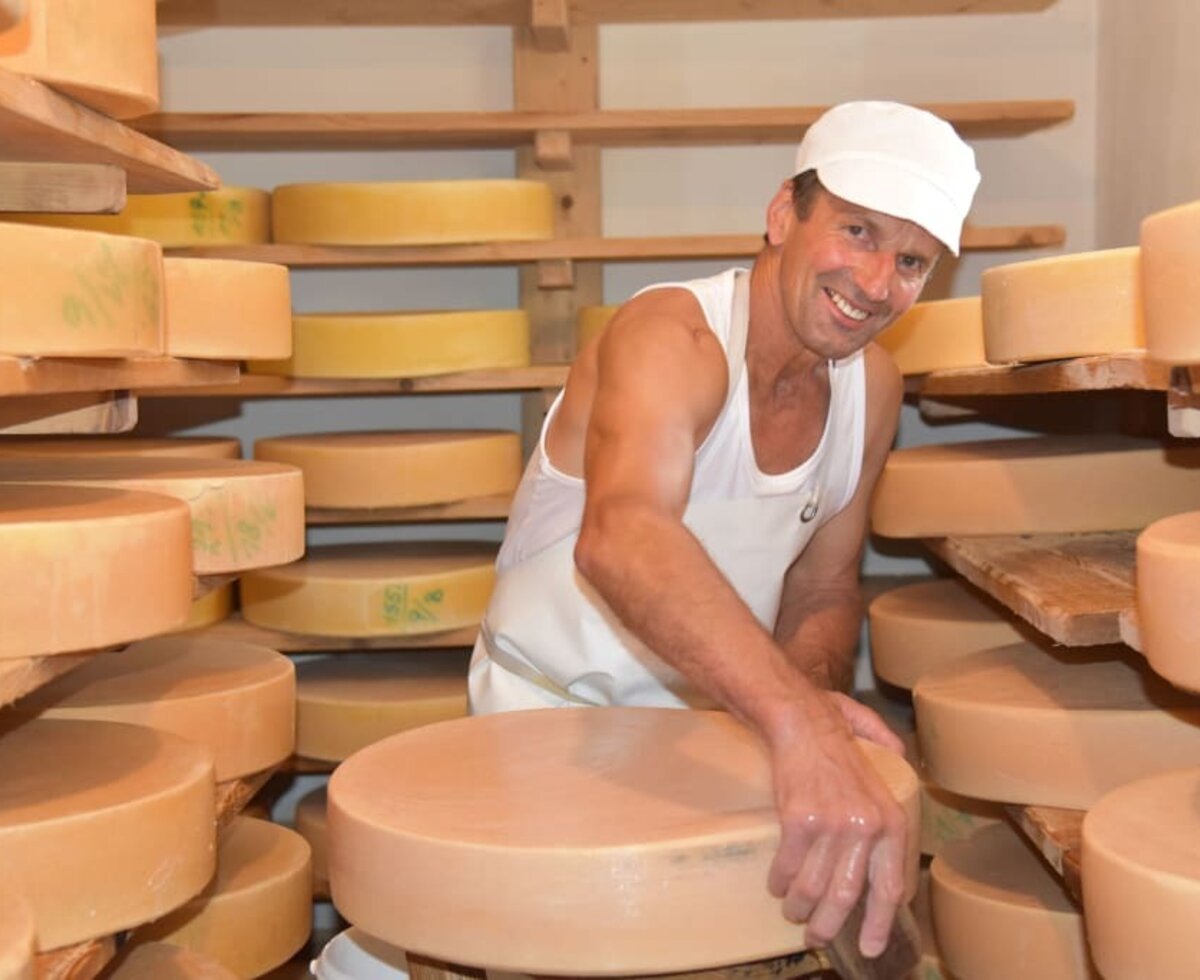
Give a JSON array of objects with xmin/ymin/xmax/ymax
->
[
  {"xmin": 725, "ymin": 268, "xmax": 751, "ymax": 400},
  {"xmin": 479, "ymin": 620, "xmax": 599, "ymax": 707}
]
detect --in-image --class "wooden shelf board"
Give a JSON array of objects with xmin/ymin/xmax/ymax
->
[
  {"xmin": 215, "ymin": 766, "xmax": 278, "ymax": 833},
  {"xmin": 0, "ymin": 67, "xmax": 218, "ymax": 194},
  {"xmin": 0, "ymin": 391, "xmax": 137, "ymax": 434},
  {"xmin": 34, "ymin": 936, "xmax": 116, "ymax": 980},
  {"xmin": 197, "ymin": 613, "xmax": 479, "ymax": 652},
  {"xmin": 920, "ymin": 352, "xmax": 1174, "ymax": 397},
  {"xmin": 0, "ymin": 650, "xmax": 95, "ymax": 709},
  {"xmin": 1007, "ymin": 804, "xmax": 1084, "ymax": 904},
  {"xmin": 306, "ymin": 493, "xmax": 512, "ymax": 525},
  {"xmin": 923, "ymin": 532, "xmax": 1136, "ymax": 647},
  {"xmin": 0, "ymin": 355, "xmax": 239, "ymax": 398},
  {"xmin": 194, "ymin": 572, "xmax": 238, "ymax": 600}
]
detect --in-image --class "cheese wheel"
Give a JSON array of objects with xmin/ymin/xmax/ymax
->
[
  {"xmin": 0, "ymin": 719, "xmax": 215, "ymax": 951},
  {"xmin": 1140, "ymin": 200, "xmax": 1200, "ymax": 364},
  {"xmin": 0, "ymin": 436, "xmax": 241, "ymax": 460},
  {"xmin": 1082, "ymin": 768, "xmax": 1200, "ymax": 980},
  {"xmin": 328, "ymin": 707, "xmax": 920, "ymax": 976},
  {"xmin": 271, "ymin": 180, "xmax": 555, "ymax": 246},
  {"xmin": 296, "ymin": 651, "xmax": 471, "ymax": 763},
  {"xmin": 176, "ymin": 583, "xmax": 234, "ymax": 633},
  {"xmin": 164, "ymin": 258, "xmax": 292, "ymax": 360},
  {"xmin": 981, "ymin": 247, "xmax": 1144, "ymax": 364},
  {"xmin": 0, "ymin": 889, "xmax": 34, "ymax": 980},
  {"xmin": 134, "ymin": 818, "xmax": 312, "ymax": 978},
  {"xmin": 0, "ymin": 224, "xmax": 162, "ymax": 357},
  {"xmin": 1136, "ymin": 511, "xmax": 1200, "ymax": 692},
  {"xmin": 0, "ymin": 484, "xmax": 192, "ymax": 659},
  {"xmin": 576, "ymin": 304, "xmax": 619, "ymax": 351},
  {"xmin": 914, "ymin": 641, "xmax": 1200, "ymax": 808},
  {"xmin": 249, "ymin": 309, "xmax": 530, "ymax": 380},
  {"xmin": 931, "ymin": 824, "xmax": 1094, "ymax": 979},
  {"xmin": 240, "ymin": 542, "xmax": 496, "ymax": 639},
  {"xmin": 10, "ymin": 188, "xmax": 272, "ymax": 247},
  {"xmin": 912, "ymin": 870, "xmax": 948, "ymax": 980},
  {"xmin": 294, "ymin": 784, "xmax": 329, "ymax": 897},
  {"xmin": 105, "ymin": 943, "xmax": 238, "ymax": 980},
  {"xmin": 871, "ymin": 434, "xmax": 1200, "ymax": 538},
  {"xmin": 921, "ymin": 781, "xmax": 1004, "ymax": 858},
  {"xmin": 0, "ymin": 456, "xmax": 305, "ymax": 575},
  {"xmin": 868, "ymin": 578, "xmax": 1027, "ymax": 690},
  {"xmin": 0, "ymin": 0, "xmax": 157, "ymax": 118},
  {"xmin": 18, "ymin": 636, "xmax": 295, "ymax": 780},
  {"xmin": 254, "ymin": 430, "xmax": 521, "ymax": 510},
  {"xmin": 878, "ymin": 296, "xmax": 987, "ymax": 375}
]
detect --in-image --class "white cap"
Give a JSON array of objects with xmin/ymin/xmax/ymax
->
[{"xmin": 793, "ymin": 101, "xmax": 981, "ymax": 255}]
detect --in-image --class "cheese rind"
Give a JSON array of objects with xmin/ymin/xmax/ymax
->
[
  {"xmin": 878, "ymin": 296, "xmax": 987, "ymax": 376},
  {"xmin": 0, "ymin": 436, "xmax": 241, "ymax": 460},
  {"xmin": 294, "ymin": 785, "xmax": 329, "ymax": 896},
  {"xmin": 1140, "ymin": 200, "xmax": 1200, "ymax": 364},
  {"xmin": 576, "ymin": 305, "xmax": 619, "ymax": 351},
  {"xmin": 254, "ymin": 430, "xmax": 521, "ymax": 509},
  {"xmin": 329, "ymin": 708, "xmax": 920, "ymax": 977},
  {"xmin": 105, "ymin": 943, "xmax": 238, "ymax": 980},
  {"xmin": 164, "ymin": 258, "xmax": 292, "ymax": 360},
  {"xmin": 176, "ymin": 583, "xmax": 234, "ymax": 633},
  {"xmin": 1136, "ymin": 510, "xmax": 1200, "ymax": 692},
  {"xmin": 0, "ymin": 889, "xmax": 34, "ymax": 980}
]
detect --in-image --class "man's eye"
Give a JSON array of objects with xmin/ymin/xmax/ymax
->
[
  {"xmin": 899, "ymin": 254, "xmax": 925, "ymax": 273},
  {"xmin": 846, "ymin": 225, "xmax": 865, "ymax": 237}
]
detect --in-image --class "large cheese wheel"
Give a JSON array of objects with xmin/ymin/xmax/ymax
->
[
  {"xmin": 254, "ymin": 430, "xmax": 521, "ymax": 510},
  {"xmin": 914, "ymin": 641, "xmax": 1200, "ymax": 808},
  {"xmin": 164, "ymin": 258, "xmax": 292, "ymax": 360},
  {"xmin": 0, "ymin": 456, "xmax": 305, "ymax": 574},
  {"xmin": 105, "ymin": 943, "xmax": 237, "ymax": 980},
  {"xmin": 248, "ymin": 309, "xmax": 530, "ymax": 380},
  {"xmin": 931, "ymin": 824, "xmax": 1094, "ymax": 979},
  {"xmin": 0, "ymin": 436, "xmax": 241, "ymax": 460},
  {"xmin": 0, "ymin": 719, "xmax": 215, "ymax": 951},
  {"xmin": 133, "ymin": 818, "xmax": 312, "ymax": 978},
  {"xmin": 878, "ymin": 296, "xmax": 987, "ymax": 376},
  {"xmin": 240, "ymin": 542, "xmax": 496, "ymax": 639},
  {"xmin": 0, "ymin": 0, "xmax": 157, "ymax": 118},
  {"xmin": 271, "ymin": 180, "xmax": 555, "ymax": 246},
  {"xmin": 328, "ymin": 708, "xmax": 920, "ymax": 977},
  {"xmin": 0, "ymin": 484, "xmax": 192, "ymax": 659},
  {"xmin": 1136, "ymin": 511, "xmax": 1200, "ymax": 692},
  {"xmin": 1082, "ymin": 768, "xmax": 1200, "ymax": 980},
  {"xmin": 912, "ymin": 870, "xmax": 948, "ymax": 980},
  {"xmin": 18, "ymin": 636, "xmax": 295, "ymax": 780},
  {"xmin": 176, "ymin": 582, "xmax": 234, "ymax": 633},
  {"xmin": 0, "ymin": 224, "xmax": 162, "ymax": 357},
  {"xmin": 871, "ymin": 435, "xmax": 1200, "ymax": 538},
  {"xmin": 294, "ymin": 784, "xmax": 329, "ymax": 897},
  {"xmin": 868, "ymin": 578, "xmax": 1027, "ymax": 690},
  {"xmin": 981, "ymin": 247, "xmax": 1144, "ymax": 364},
  {"xmin": 296, "ymin": 651, "xmax": 471, "ymax": 763},
  {"xmin": 1140, "ymin": 200, "xmax": 1200, "ymax": 364},
  {"xmin": 0, "ymin": 889, "xmax": 34, "ymax": 980},
  {"xmin": 576, "ymin": 304, "xmax": 619, "ymax": 351}
]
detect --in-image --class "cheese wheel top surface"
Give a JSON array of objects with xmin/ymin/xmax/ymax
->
[
  {"xmin": 1085, "ymin": 768, "xmax": 1200, "ymax": 881},
  {"xmin": 936, "ymin": 823, "xmax": 1076, "ymax": 913},
  {"xmin": 259, "ymin": 430, "xmax": 511, "ymax": 452},
  {"xmin": 871, "ymin": 578, "xmax": 1009, "ymax": 626},
  {"xmin": 0, "ymin": 481, "xmax": 184, "ymax": 525},
  {"xmin": 1140, "ymin": 509, "xmax": 1200, "ymax": 554},
  {"xmin": 0, "ymin": 437, "xmax": 241, "ymax": 460},
  {"xmin": 261, "ymin": 541, "xmax": 497, "ymax": 582}
]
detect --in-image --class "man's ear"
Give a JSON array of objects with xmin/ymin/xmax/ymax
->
[{"xmin": 764, "ymin": 181, "xmax": 794, "ymax": 247}]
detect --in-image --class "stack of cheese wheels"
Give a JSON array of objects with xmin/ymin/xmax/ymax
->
[
  {"xmin": 914, "ymin": 641, "xmax": 1200, "ymax": 808},
  {"xmin": 294, "ymin": 785, "xmax": 330, "ymax": 897},
  {"xmin": 871, "ymin": 434, "xmax": 1200, "ymax": 537},
  {"xmin": 175, "ymin": 582, "xmax": 235, "ymax": 633},
  {"xmin": 240, "ymin": 542, "xmax": 496, "ymax": 639},
  {"xmin": 1140, "ymin": 199, "xmax": 1200, "ymax": 364},
  {"xmin": 911, "ymin": 870, "xmax": 948, "ymax": 979},
  {"xmin": 0, "ymin": 719, "xmax": 215, "ymax": 952},
  {"xmin": 105, "ymin": 942, "xmax": 237, "ymax": 980},
  {"xmin": 981, "ymin": 247, "xmax": 1144, "ymax": 364},
  {"xmin": 1136, "ymin": 511, "xmax": 1200, "ymax": 691},
  {"xmin": 0, "ymin": 456, "xmax": 305, "ymax": 574},
  {"xmin": 576, "ymin": 304, "xmax": 619, "ymax": 350},
  {"xmin": 295, "ymin": 651, "xmax": 471, "ymax": 763},
  {"xmin": 0, "ymin": 435, "xmax": 241, "ymax": 460},
  {"xmin": 877, "ymin": 296, "xmax": 987, "ymax": 375},
  {"xmin": 0, "ymin": 889, "xmax": 34, "ymax": 980},
  {"xmin": 271, "ymin": 179, "xmax": 554, "ymax": 245},
  {"xmin": 0, "ymin": 484, "xmax": 192, "ymax": 657},
  {"xmin": 255, "ymin": 430, "xmax": 522, "ymax": 510},
  {"xmin": 249, "ymin": 309, "xmax": 530, "ymax": 379},
  {"xmin": 0, "ymin": 224, "xmax": 162, "ymax": 357},
  {"xmin": 0, "ymin": 0, "xmax": 158, "ymax": 118},
  {"xmin": 17, "ymin": 636, "xmax": 296, "ymax": 781},
  {"xmin": 931, "ymin": 823, "xmax": 1095, "ymax": 979},
  {"xmin": 164, "ymin": 258, "xmax": 292, "ymax": 360},
  {"xmin": 11, "ymin": 188, "xmax": 272, "ymax": 247},
  {"xmin": 1082, "ymin": 767, "xmax": 1200, "ymax": 980},
  {"xmin": 328, "ymin": 708, "xmax": 921, "ymax": 976},
  {"xmin": 132, "ymin": 817, "xmax": 312, "ymax": 977}
]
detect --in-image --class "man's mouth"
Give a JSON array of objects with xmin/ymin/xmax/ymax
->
[{"xmin": 823, "ymin": 287, "xmax": 870, "ymax": 323}]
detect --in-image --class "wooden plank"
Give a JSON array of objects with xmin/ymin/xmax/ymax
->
[
  {"xmin": 194, "ymin": 573, "xmax": 238, "ymax": 600},
  {"xmin": 0, "ymin": 391, "xmax": 137, "ymax": 434},
  {"xmin": 921, "ymin": 352, "xmax": 1171, "ymax": 397},
  {"xmin": 0, "ymin": 356, "xmax": 238, "ymax": 398},
  {"xmin": 306, "ymin": 493, "xmax": 513, "ymax": 525},
  {"xmin": 1007, "ymin": 804, "xmax": 1084, "ymax": 904},
  {"xmin": 0, "ymin": 162, "xmax": 125, "ymax": 213},
  {"xmin": 0, "ymin": 651, "xmax": 93, "ymax": 709},
  {"xmin": 196, "ymin": 613, "xmax": 479, "ymax": 653},
  {"xmin": 1119, "ymin": 606, "xmax": 1142, "ymax": 652},
  {"xmin": 215, "ymin": 767, "xmax": 277, "ymax": 834},
  {"xmin": 924, "ymin": 533, "xmax": 1136, "ymax": 646},
  {"xmin": 531, "ymin": 0, "xmax": 570, "ymax": 50},
  {"xmin": 34, "ymin": 936, "xmax": 117, "ymax": 980}
]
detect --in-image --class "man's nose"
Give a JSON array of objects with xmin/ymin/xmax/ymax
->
[{"xmin": 854, "ymin": 252, "xmax": 892, "ymax": 304}]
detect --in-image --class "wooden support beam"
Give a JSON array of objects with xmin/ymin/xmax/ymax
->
[
  {"xmin": 533, "ymin": 128, "xmax": 573, "ymax": 168},
  {"xmin": 0, "ymin": 161, "xmax": 125, "ymax": 213},
  {"xmin": 536, "ymin": 258, "xmax": 575, "ymax": 289},
  {"xmin": 530, "ymin": 0, "xmax": 569, "ymax": 50}
]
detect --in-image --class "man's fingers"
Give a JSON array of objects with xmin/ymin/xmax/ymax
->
[
  {"xmin": 781, "ymin": 833, "xmax": 836, "ymax": 925},
  {"xmin": 857, "ymin": 835, "xmax": 907, "ymax": 958},
  {"xmin": 801, "ymin": 837, "xmax": 871, "ymax": 946},
  {"xmin": 767, "ymin": 821, "xmax": 815, "ymax": 898},
  {"xmin": 834, "ymin": 696, "xmax": 905, "ymax": 754}
]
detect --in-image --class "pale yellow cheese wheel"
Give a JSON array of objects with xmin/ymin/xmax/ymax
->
[
  {"xmin": 981, "ymin": 247, "xmax": 1144, "ymax": 364},
  {"xmin": 1140, "ymin": 199, "xmax": 1200, "ymax": 364},
  {"xmin": 0, "ymin": 719, "xmax": 215, "ymax": 951},
  {"xmin": 931, "ymin": 823, "xmax": 1095, "ymax": 979},
  {"xmin": 249, "ymin": 309, "xmax": 530, "ymax": 380},
  {"xmin": 18, "ymin": 636, "xmax": 295, "ymax": 780},
  {"xmin": 0, "ymin": 0, "xmax": 157, "ymax": 118},
  {"xmin": 914, "ymin": 641, "xmax": 1200, "ymax": 808},
  {"xmin": 175, "ymin": 583, "xmax": 234, "ymax": 633},
  {"xmin": 328, "ymin": 707, "xmax": 920, "ymax": 976},
  {"xmin": 0, "ymin": 436, "xmax": 241, "ymax": 460},
  {"xmin": 164, "ymin": 258, "xmax": 292, "ymax": 360},
  {"xmin": 254, "ymin": 430, "xmax": 521, "ymax": 510},
  {"xmin": 868, "ymin": 578, "xmax": 1027, "ymax": 690},
  {"xmin": 296, "ymin": 651, "xmax": 471, "ymax": 763},
  {"xmin": 0, "ymin": 889, "xmax": 34, "ymax": 980},
  {"xmin": 911, "ymin": 870, "xmax": 948, "ymax": 980},
  {"xmin": 0, "ymin": 224, "xmax": 162, "ymax": 357},
  {"xmin": 871, "ymin": 434, "xmax": 1200, "ymax": 538},
  {"xmin": 0, "ymin": 484, "xmax": 192, "ymax": 659},
  {"xmin": 877, "ymin": 296, "xmax": 987, "ymax": 375},
  {"xmin": 0, "ymin": 456, "xmax": 305, "ymax": 575},
  {"xmin": 576, "ymin": 304, "xmax": 619, "ymax": 351},
  {"xmin": 1082, "ymin": 767, "xmax": 1200, "ymax": 980},
  {"xmin": 1137, "ymin": 511, "xmax": 1200, "ymax": 692},
  {"xmin": 240, "ymin": 542, "xmax": 496, "ymax": 639},
  {"xmin": 106, "ymin": 942, "xmax": 238, "ymax": 980},
  {"xmin": 271, "ymin": 180, "xmax": 555, "ymax": 246},
  {"xmin": 294, "ymin": 785, "xmax": 329, "ymax": 897},
  {"xmin": 134, "ymin": 817, "xmax": 312, "ymax": 978}
]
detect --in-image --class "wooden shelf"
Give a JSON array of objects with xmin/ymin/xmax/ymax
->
[
  {"xmin": 197, "ymin": 613, "xmax": 478, "ymax": 652},
  {"xmin": 0, "ymin": 651, "xmax": 95, "ymax": 710},
  {"xmin": 920, "ymin": 352, "xmax": 1186, "ymax": 397},
  {"xmin": 0, "ymin": 355, "xmax": 239, "ymax": 399},
  {"xmin": 306, "ymin": 493, "xmax": 512, "ymax": 525},
  {"xmin": 1008, "ymin": 805, "xmax": 1084, "ymax": 904},
  {"xmin": 0, "ymin": 391, "xmax": 137, "ymax": 435}
]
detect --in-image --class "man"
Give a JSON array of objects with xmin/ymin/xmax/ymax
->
[{"xmin": 468, "ymin": 101, "xmax": 980, "ymax": 957}]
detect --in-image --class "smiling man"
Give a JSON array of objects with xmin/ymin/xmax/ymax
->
[{"xmin": 468, "ymin": 102, "xmax": 980, "ymax": 958}]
